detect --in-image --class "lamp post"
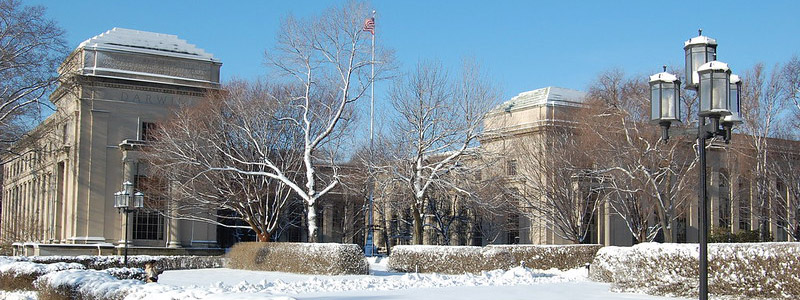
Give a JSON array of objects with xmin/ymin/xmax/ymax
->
[
  {"xmin": 114, "ymin": 181, "xmax": 144, "ymax": 267},
  {"xmin": 649, "ymin": 30, "xmax": 742, "ymax": 300}
]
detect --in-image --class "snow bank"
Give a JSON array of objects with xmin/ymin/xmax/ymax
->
[
  {"xmin": 388, "ymin": 244, "xmax": 601, "ymax": 274},
  {"xmin": 590, "ymin": 242, "xmax": 800, "ymax": 299},
  {"xmin": 0, "ymin": 290, "xmax": 36, "ymax": 300},
  {"xmin": 228, "ymin": 242, "xmax": 369, "ymax": 275}
]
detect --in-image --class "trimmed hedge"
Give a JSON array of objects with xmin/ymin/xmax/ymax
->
[
  {"xmin": 21, "ymin": 255, "xmax": 225, "ymax": 271},
  {"xmin": 387, "ymin": 245, "xmax": 512, "ymax": 274},
  {"xmin": 0, "ymin": 255, "xmax": 205, "ymax": 292},
  {"xmin": 228, "ymin": 242, "xmax": 369, "ymax": 275},
  {"xmin": 34, "ymin": 269, "xmax": 141, "ymax": 300},
  {"xmin": 590, "ymin": 242, "xmax": 800, "ymax": 299},
  {"xmin": 492, "ymin": 244, "xmax": 602, "ymax": 270},
  {"xmin": 387, "ymin": 244, "xmax": 602, "ymax": 274},
  {"xmin": 0, "ymin": 261, "xmax": 85, "ymax": 291}
]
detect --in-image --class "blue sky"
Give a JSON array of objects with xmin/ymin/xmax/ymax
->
[{"xmin": 29, "ymin": 0, "xmax": 800, "ymax": 102}]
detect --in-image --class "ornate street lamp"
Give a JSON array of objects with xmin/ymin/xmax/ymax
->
[
  {"xmin": 649, "ymin": 30, "xmax": 741, "ymax": 300},
  {"xmin": 114, "ymin": 181, "xmax": 144, "ymax": 267},
  {"xmin": 650, "ymin": 66, "xmax": 681, "ymax": 141},
  {"xmin": 684, "ymin": 29, "xmax": 717, "ymax": 89}
]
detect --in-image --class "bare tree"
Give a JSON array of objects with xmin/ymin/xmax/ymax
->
[
  {"xmin": 768, "ymin": 141, "xmax": 800, "ymax": 241},
  {"xmin": 506, "ymin": 127, "xmax": 606, "ymax": 244},
  {"xmin": 782, "ymin": 56, "xmax": 800, "ymax": 136},
  {"xmin": 380, "ymin": 60, "xmax": 498, "ymax": 244},
  {"xmin": 583, "ymin": 70, "xmax": 698, "ymax": 243},
  {"xmin": 0, "ymin": 0, "xmax": 68, "ymax": 155},
  {"xmin": 144, "ymin": 81, "xmax": 304, "ymax": 242},
  {"xmin": 259, "ymin": 1, "xmax": 392, "ymax": 242},
  {"xmin": 739, "ymin": 63, "xmax": 790, "ymax": 241}
]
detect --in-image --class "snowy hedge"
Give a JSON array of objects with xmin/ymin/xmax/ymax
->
[
  {"xmin": 35, "ymin": 269, "xmax": 144, "ymax": 300},
  {"xmin": 590, "ymin": 242, "xmax": 800, "ymax": 299},
  {"xmin": 490, "ymin": 244, "xmax": 601, "ymax": 270},
  {"xmin": 387, "ymin": 245, "xmax": 511, "ymax": 274},
  {"xmin": 387, "ymin": 244, "xmax": 601, "ymax": 274},
  {"xmin": 228, "ymin": 242, "xmax": 369, "ymax": 275},
  {"xmin": 0, "ymin": 258, "xmax": 84, "ymax": 291},
  {"xmin": 12, "ymin": 255, "xmax": 225, "ymax": 271}
]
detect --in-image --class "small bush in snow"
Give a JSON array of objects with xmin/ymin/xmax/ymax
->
[
  {"xmin": 102, "ymin": 267, "xmax": 146, "ymax": 281},
  {"xmin": 0, "ymin": 259, "xmax": 84, "ymax": 291},
  {"xmin": 387, "ymin": 244, "xmax": 601, "ymax": 274},
  {"xmin": 34, "ymin": 269, "xmax": 143, "ymax": 300},
  {"xmin": 228, "ymin": 242, "xmax": 369, "ymax": 275},
  {"xmin": 590, "ymin": 242, "xmax": 800, "ymax": 299}
]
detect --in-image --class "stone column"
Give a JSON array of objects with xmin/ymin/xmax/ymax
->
[
  {"xmin": 119, "ymin": 151, "xmax": 136, "ymax": 246},
  {"xmin": 322, "ymin": 203, "xmax": 334, "ymax": 243},
  {"xmin": 167, "ymin": 182, "xmax": 182, "ymax": 248}
]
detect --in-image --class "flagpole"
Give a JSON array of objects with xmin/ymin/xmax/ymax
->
[{"xmin": 367, "ymin": 10, "xmax": 376, "ymax": 257}]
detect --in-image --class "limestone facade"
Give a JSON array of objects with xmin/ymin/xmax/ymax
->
[{"xmin": 1, "ymin": 28, "xmax": 222, "ymax": 249}]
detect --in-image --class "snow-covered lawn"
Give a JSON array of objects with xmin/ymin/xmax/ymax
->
[
  {"xmin": 144, "ymin": 257, "xmax": 687, "ymax": 300},
  {"xmin": 1, "ymin": 257, "xmax": 690, "ymax": 300}
]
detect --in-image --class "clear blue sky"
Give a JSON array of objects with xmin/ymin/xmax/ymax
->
[{"xmin": 29, "ymin": 0, "xmax": 800, "ymax": 101}]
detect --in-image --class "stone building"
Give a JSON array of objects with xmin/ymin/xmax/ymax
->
[
  {"xmin": 1, "ymin": 28, "xmax": 222, "ymax": 254},
  {"xmin": 482, "ymin": 86, "xmax": 798, "ymax": 246},
  {"xmin": 373, "ymin": 86, "xmax": 799, "ymax": 249}
]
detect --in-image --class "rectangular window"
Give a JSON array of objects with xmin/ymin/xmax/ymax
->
[
  {"xmin": 506, "ymin": 213, "xmax": 519, "ymax": 244},
  {"xmin": 133, "ymin": 210, "xmax": 164, "ymax": 240},
  {"xmin": 62, "ymin": 124, "xmax": 68, "ymax": 144},
  {"xmin": 141, "ymin": 122, "xmax": 157, "ymax": 141},
  {"xmin": 507, "ymin": 160, "xmax": 517, "ymax": 176}
]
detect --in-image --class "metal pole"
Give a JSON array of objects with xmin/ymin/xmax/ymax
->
[
  {"xmin": 698, "ymin": 116, "xmax": 708, "ymax": 300},
  {"xmin": 366, "ymin": 10, "xmax": 376, "ymax": 257}
]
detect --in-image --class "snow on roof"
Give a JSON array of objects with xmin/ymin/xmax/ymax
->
[
  {"xmin": 649, "ymin": 72, "xmax": 679, "ymax": 83},
  {"xmin": 684, "ymin": 35, "xmax": 717, "ymax": 47},
  {"xmin": 698, "ymin": 61, "xmax": 730, "ymax": 72},
  {"xmin": 492, "ymin": 86, "xmax": 586, "ymax": 113},
  {"xmin": 78, "ymin": 28, "xmax": 217, "ymax": 61}
]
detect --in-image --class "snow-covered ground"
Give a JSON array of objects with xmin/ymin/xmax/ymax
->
[
  {"xmin": 2, "ymin": 256, "xmax": 689, "ymax": 300},
  {"xmin": 146, "ymin": 257, "xmax": 687, "ymax": 300}
]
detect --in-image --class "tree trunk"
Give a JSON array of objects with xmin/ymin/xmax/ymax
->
[
  {"xmin": 412, "ymin": 205, "xmax": 423, "ymax": 245},
  {"xmin": 257, "ymin": 231, "xmax": 271, "ymax": 242},
  {"xmin": 308, "ymin": 203, "xmax": 319, "ymax": 243}
]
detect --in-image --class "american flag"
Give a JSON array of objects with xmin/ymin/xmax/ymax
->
[{"xmin": 363, "ymin": 17, "xmax": 375, "ymax": 34}]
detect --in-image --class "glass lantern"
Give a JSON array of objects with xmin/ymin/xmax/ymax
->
[
  {"xmin": 722, "ymin": 74, "xmax": 743, "ymax": 124},
  {"xmin": 123, "ymin": 181, "xmax": 134, "ymax": 195},
  {"xmin": 114, "ymin": 191, "xmax": 127, "ymax": 209},
  {"xmin": 650, "ymin": 70, "xmax": 681, "ymax": 124},
  {"xmin": 133, "ymin": 192, "xmax": 145, "ymax": 209},
  {"xmin": 684, "ymin": 30, "xmax": 717, "ymax": 89},
  {"xmin": 721, "ymin": 74, "xmax": 743, "ymax": 142},
  {"xmin": 697, "ymin": 61, "xmax": 731, "ymax": 117}
]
